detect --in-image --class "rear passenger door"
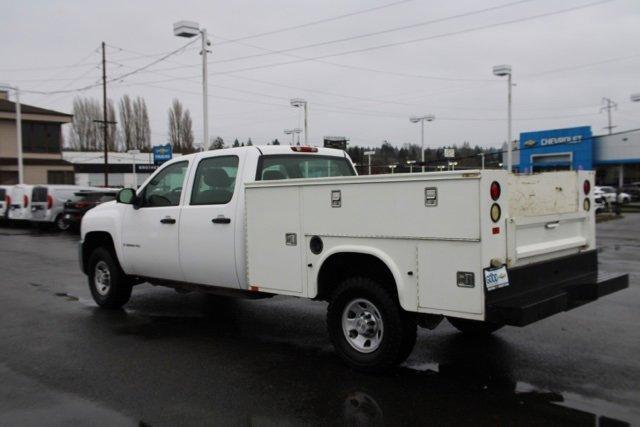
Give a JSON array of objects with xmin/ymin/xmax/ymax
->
[{"xmin": 179, "ymin": 153, "xmax": 242, "ymax": 288}]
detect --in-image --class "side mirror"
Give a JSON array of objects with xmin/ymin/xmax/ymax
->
[{"xmin": 117, "ymin": 188, "xmax": 137, "ymax": 205}]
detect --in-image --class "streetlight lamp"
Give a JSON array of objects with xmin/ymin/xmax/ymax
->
[
  {"xmin": 0, "ymin": 84, "xmax": 23, "ymax": 184},
  {"xmin": 409, "ymin": 114, "xmax": 435, "ymax": 172},
  {"xmin": 493, "ymin": 64, "xmax": 513, "ymax": 173},
  {"xmin": 290, "ymin": 98, "xmax": 308, "ymax": 145},
  {"xmin": 174, "ymin": 21, "xmax": 211, "ymax": 148},
  {"xmin": 127, "ymin": 149, "xmax": 140, "ymax": 187},
  {"xmin": 631, "ymin": 93, "xmax": 640, "ymax": 103},
  {"xmin": 406, "ymin": 160, "xmax": 416, "ymax": 173},
  {"xmin": 388, "ymin": 164, "xmax": 397, "ymax": 174},
  {"xmin": 364, "ymin": 150, "xmax": 375, "ymax": 175},
  {"xmin": 284, "ymin": 128, "xmax": 301, "ymax": 145}
]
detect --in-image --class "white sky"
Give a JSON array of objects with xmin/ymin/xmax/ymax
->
[{"xmin": 1, "ymin": 0, "xmax": 639, "ymax": 149}]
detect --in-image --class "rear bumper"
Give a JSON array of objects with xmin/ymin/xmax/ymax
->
[{"xmin": 486, "ymin": 250, "xmax": 628, "ymax": 326}]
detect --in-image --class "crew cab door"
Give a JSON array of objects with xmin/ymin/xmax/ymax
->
[
  {"xmin": 120, "ymin": 160, "xmax": 190, "ymax": 281},
  {"xmin": 179, "ymin": 153, "xmax": 242, "ymax": 288}
]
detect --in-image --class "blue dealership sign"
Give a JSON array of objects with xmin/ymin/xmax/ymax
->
[
  {"xmin": 518, "ymin": 126, "xmax": 593, "ymax": 172},
  {"xmin": 152, "ymin": 144, "xmax": 173, "ymax": 165}
]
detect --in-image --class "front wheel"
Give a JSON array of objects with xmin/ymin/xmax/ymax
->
[
  {"xmin": 327, "ymin": 277, "xmax": 416, "ymax": 372},
  {"xmin": 447, "ymin": 317, "xmax": 504, "ymax": 335},
  {"xmin": 54, "ymin": 214, "xmax": 70, "ymax": 232},
  {"xmin": 88, "ymin": 247, "xmax": 132, "ymax": 309}
]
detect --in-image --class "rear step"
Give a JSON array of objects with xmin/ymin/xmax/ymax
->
[{"xmin": 487, "ymin": 271, "xmax": 628, "ymax": 327}]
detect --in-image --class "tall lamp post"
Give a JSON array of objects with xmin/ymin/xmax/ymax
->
[
  {"xmin": 493, "ymin": 64, "xmax": 513, "ymax": 173},
  {"xmin": 0, "ymin": 84, "xmax": 23, "ymax": 184},
  {"xmin": 284, "ymin": 128, "xmax": 301, "ymax": 145},
  {"xmin": 364, "ymin": 150, "xmax": 375, "ymax": 175},
  {"xmin": 174, "ymin": 21, "xmax": 211, "ymax": 148},
  {"xmin": 406, "ymin": 160, "xmax": 416, "ymax": 173},
  {"xmin": 409, "ymin": 114, "xmax": 435, "ymax": 172},
  {"xmin": 127, "ymin": 149, "xmax": 140, "ymax": 188},
  {"xmin": 290, "ymin": 98, "xmax": 308, "ymax": 145}
]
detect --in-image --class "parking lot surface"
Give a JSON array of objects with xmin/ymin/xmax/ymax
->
[{"xmin": 0, "ymin": 216, "xmax": 639, "ymax": 426}]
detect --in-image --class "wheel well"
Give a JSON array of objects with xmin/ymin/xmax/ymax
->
[
  {"xmin": 82, "ymin": 231, "xmax": 117, "ymax": 274},
  {"xmin": 316, "ymin": 252, "xmax": 397, "ymax": 301}
]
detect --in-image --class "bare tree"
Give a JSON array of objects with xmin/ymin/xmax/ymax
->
[
  {"xmin": 119, "ymin": 95, "xmax": 134, "ymax": 152},
  {"xmin": 98, "ymin": 99, "xmax": 117, "ymax": 152},
  {"xmin": 181, "ymin": 109, "xmax": 194, "ymax": 153},
  {"xmin": 168, "ymin": 98, "xmax": 184, "ymax": 153},
  {"xmin": 133, "ymin": 97, "xmax": 150, "ymax": 151},
  {"xmin": 69, "ymin": 97, "xmax": 101, "ymax": 151}
]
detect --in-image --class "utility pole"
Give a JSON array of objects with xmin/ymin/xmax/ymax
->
[{"xmin": 601, "ymin": 97, "xmax": 617, "ymax": 135}]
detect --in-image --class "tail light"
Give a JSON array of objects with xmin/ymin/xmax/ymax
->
[
  {"xmin": 583, "ymin": 180, "xmax": 591, "ymax": 195},
  {"xmin": 23, "ymin": 195, "xmax": 29, "ymax": 208},
  {"xmin": 583, "ymin": 198, "xmax": 591, "ymax": 211},
  {"xmin": 490, "ymin": 181, "xmax": 501, "ymax": 200},
  {"xmin": 47, "ymin": 194, "xmax": 53, "ymax": 210},
  {"xmin": 490, "ymin": 203, "xmax": 502, "ymax": 223},
  {"xmin": 291, "ymin": 146, "xmax": 318, "ymax": 153},
  {"xmin": 4, "ymin": 195, "xmax": 9, "ymax": 206}
]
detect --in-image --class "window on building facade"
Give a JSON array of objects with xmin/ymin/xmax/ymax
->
[
  {"xmin": 47, "ymin": 171, "xmax": 74, "ymax": 184},
  {"xmin": 22, "ymin": 122, "xmax": 61, "ymax": 153}
]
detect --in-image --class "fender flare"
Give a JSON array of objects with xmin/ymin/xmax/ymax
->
[{"xmin": 311, "ymin": 244, "xmax": 412, "ymax": 311}]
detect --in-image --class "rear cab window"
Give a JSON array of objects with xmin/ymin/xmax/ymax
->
[
  {"xmin": 32, "ymin": 187, "xmax": 48, "ymax": 203},
  {"xmin": 256, "ymin": 155, "xmax": 355, "ymax": 181}
]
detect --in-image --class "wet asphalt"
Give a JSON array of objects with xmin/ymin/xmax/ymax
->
[{"xmin": 0, "ymin": 215, "xmax": 638, "ymax": 426}]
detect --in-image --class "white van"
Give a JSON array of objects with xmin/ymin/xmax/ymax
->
[
  {"xmin": 30, "ymin": 185, "xmax": 102, "ymax": 231},
  {"xmin": 0, "ymin": 185, "xmax": 12, "ymax": 220},
  {"xmin": 7, "ymin": 184, "xmax": 35, "ymax": 222}
]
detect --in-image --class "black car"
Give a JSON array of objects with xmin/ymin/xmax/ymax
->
[
  {"xmin": 621, "ymin": 185, "xmax": 640, "ymax": 202},
  {"xmin": 63, "ymin": 191, "xmax": 117, "ymax": 231}
]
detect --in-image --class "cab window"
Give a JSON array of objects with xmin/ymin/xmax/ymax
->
[
  {"xmin": 190, "ymin": 156, "xmax": 239, "ymax": 205},
  {"xmin": 257, "ymin": 155, "xmax": 355, "ymax": 180},
  {"xmin": 141, "ymin": 161, "xmax": 188, "ymax": 207}
]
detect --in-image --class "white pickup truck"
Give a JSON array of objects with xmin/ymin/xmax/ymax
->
[{"xmin": 80, "ymin": 145, "xmax": 628, "ymax": 370}]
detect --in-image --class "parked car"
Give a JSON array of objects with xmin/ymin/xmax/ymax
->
[
  {"xmin": 62, "ymin": 190, "xmax": 118, "ymax": 231},
  {"xmin": 594, "ymin": 195, "xmax": 606, "ymax": 213},
  {"xmin": 620, "ymin": 184, "xmax": 640, "ymax": 202},
  {"xmin": 7, "ymin": 184, "xmax": 35, "ymax": 222},
  {"xmin": 79, "ymin": 146, "xmax": 628, "ymax": 371},
  {"xmin": 594, "ymin": 186, "xmax": 631, "ymax": 204},
  {"xmin": 29, "ymin": 185, "xmax": 101, "ymax": 231},
  {"xmin": 0, "ymin": 185, "xmax": 12, "ymax": 220}
]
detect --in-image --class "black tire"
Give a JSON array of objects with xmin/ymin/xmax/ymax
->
[
  {"xmin": 54, "ymin": 214, "xmax": 70, "ymax": 232},
  {"xmin": 447, "ymin": 317, "xmax": 504, "ymax": 336},
  {"xmin": 327, "ymin": 277, "xmax": 417, "ymax": 372},
  {"xmin": 88, "ymin": 247, "xmax": 132, "ymax": 309}
]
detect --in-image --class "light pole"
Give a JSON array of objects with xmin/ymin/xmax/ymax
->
[
  {"xmin": 284, "ymin": 128, "xmax": 301, "ymax": 145},
  {"xmin": 290, "ymin": 98, "xmax": 308, "ymax": 145},
  {"xmin": 127, "ymin": 149, "xmax": 140, "ymax": 187},
  {"xmin": 493, "ymin": 64, "xmax": 513, "ymax": 173},
  {"xmin": 388, "ymin": 164, "xmax": 397, "ymax": 174},
  {"xmin": 406, "ymin": 160, "xmax": 416, "ymax": 173},
  {"xmin": 480, "ymin": 153, "xmax": 485, "ymax": 170},
  {"xmin": 409, "ymin": 114, "xmax": 435, "ymax": 172},
  {"xmin": 364, "ymin": 150, "xmax": 375, "ymax": 175},
  {"xmin": 0, "ymin": 84, "xmax": 23, "ymax": 184},
  {"xmin": 174, "ymin": 21, "xmax": 211, "ymax": 148}
]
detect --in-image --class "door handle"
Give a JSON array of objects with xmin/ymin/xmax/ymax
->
[
  {"xmin": 545, "ymin": 221, "xmax": 559, "ymax": 229},
  {"xmin": 212, "ymin": 216, "xmax": 231, "ymax": 224},
  {"xmin": 160, "ymin": 217, "xmax": 176, "ymax": 224}
]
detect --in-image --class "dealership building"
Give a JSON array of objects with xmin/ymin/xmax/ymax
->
[{"xmin": 512, "ymin": 126, "xmax": 640, "ymax": 186}]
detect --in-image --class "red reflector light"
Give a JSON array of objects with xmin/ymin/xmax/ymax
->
[
  {"xmin": 583, "ymin": 180, "xmax": 591, "ymax": 195},
  {"xmin": 490, "ymin": 181, "xmax": 501, "ymax": 200},
  {"xmin": 291, "ymin": 146, "xmax": 318, "ymax": 153},
  {"xmin": 492, "ymin": 227, "xmax": 500, "ymax": 235},
  {"xmin": 4, "ymin": 196, "xmax": 9, "ymax": 205},
  {"xmin": 23, "ymin": 195, "xmax": 29, "ymax": 208},
  {"xmin": 46, "ymin": 194, "xmax": 53, "ymax": 210}
]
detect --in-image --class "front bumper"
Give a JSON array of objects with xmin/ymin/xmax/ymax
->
[{"xmin": 486, "ymin": 250, "xmax": 628, "ymax": 326}]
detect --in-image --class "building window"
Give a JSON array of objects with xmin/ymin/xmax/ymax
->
[
  {"xmin": 47, "ymin": 171, "xmax": 74, "ymax": 184},
  {"xmin": 0, "ymin": 171, "xmax": 18, "ymax": 185},
  {"xmin": 22, "ymin": 122, "xmax": 61, "ymax": 153}
]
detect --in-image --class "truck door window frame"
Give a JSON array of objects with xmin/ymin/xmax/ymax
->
[
  {"xmin": 190, "ymin": 155, "xmax": 240, "ymax": 205},
  {"xmin": 138, "ymin": 161, "xmax": 189, "ymax": 208}
]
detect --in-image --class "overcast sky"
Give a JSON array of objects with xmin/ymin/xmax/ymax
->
[{"xmin": 2, "ymin": 0, "xmax": 639, "ymax": 149}]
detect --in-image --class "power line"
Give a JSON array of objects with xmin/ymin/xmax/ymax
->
[
  {"xmin": 215, "ymin": 0, "xmax": 415, "ymax": 45},
  {"xmin": 210, "ymin": 0, "xmax": 537, "ymax": 66}
]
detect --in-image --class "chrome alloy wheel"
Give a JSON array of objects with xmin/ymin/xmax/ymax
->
[
  {"xmin": 342, "ymin": 298, "xmax": 384, "ymax": 353},
  {"xmin": 94, "ymin": 261, "xmax": 111, "ymax": 296}
]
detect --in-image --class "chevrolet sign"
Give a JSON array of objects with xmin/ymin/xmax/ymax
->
[
  {"xmin": 524, "ymin": 139, "xmax": 536, "ymax": 147},
  {"xmin": 540, "ymin": 135, "xmax": 583, "ymax": 146}
]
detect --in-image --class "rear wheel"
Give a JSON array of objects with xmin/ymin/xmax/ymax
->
[
  {"xmin": 88, "ymin": 247, "xmax": 132, "ymax": 309},
  {"xmin": 327, "ymin": 277, "xmax": 416, "ymax": 372},
  {"xmin": 447, "ymin": 317, "xmax": 504, "ymax": 335},
  {"xmin": 54, "ymin": 214, "xmax": 70, "ymax": 232}
]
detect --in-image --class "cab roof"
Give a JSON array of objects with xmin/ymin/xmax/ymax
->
[{"xmin": 181, "ymin": 145, "xmax": 348, "ymax": 160}]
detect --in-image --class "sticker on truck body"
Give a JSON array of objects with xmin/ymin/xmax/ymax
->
[{"xmin": 484, "ymin": 266, "xmax": 509, "ymax": 291}]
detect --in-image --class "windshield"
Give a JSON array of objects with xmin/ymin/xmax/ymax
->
[{"xmin": 257, "ymin": 155, "xmax": 355, "ymax": 181}]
